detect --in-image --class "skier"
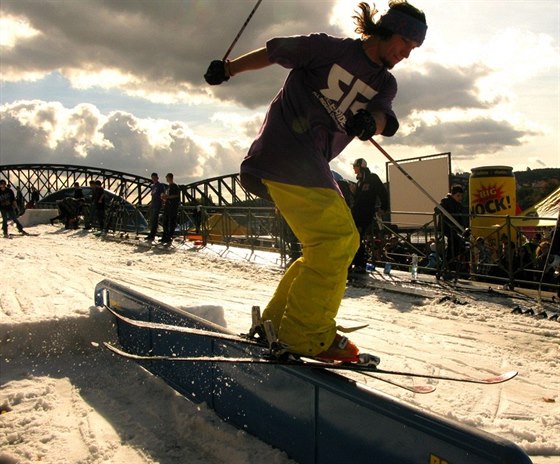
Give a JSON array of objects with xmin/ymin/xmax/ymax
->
[
  {"xmin": 0, "ymin": 179, "xmax": 29, "ymax": 237},
  {"xmin": 204, "ymin": 1, "xmax": 427, "ymax": 361}
]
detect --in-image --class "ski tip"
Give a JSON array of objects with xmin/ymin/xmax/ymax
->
[
  {"xmin": 485, "ymin": 370, "xmax": 518, "ymax": 383},
  {"xmin": 414, "ymin": 385, "xmax": 437, "ymax": 394}
]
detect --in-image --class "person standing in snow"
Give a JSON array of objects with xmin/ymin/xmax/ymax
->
[
  {"xmin": 146, "ymin": 172, "xmax": 167, "ymax": 242},
  {"xmin": 436, "ymin": 184, "xmax": 468, "ymax": 268},
  {"xmin": 160, "ymin": 173, "xmax": 181, "ymax": 245},
  {"xmin": 0, "ymin": 179, "xmax": 29, "ymax": 237},
  {"xmin": 27, "ymin": 186, "xmax": 39, "ymax": 208},
  {"xmin": 15, "ymin": 186, "xmax": 25, "ymax": 215},
  {"xmin": 93, "ymin": 180, "xmax": 106, "ymax": 233},
  {"xmin": 204, "ymin": 1, "xmax": 427, "ymax": 361},
  {"xmin": 349, "ymin": 158, "xmax": 388, "ymax": 274}
]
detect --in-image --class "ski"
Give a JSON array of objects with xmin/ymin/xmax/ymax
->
[
  {"xmin": 359, "ymin": 372, "xmax": 436, "ymax": 394},
  {"xmin": 102, "ymin": 342, "xmax": 433, "ymax": 394},
  {"xmin": 102, "ymin": 342, "xmax": 517, "ymax": 385},
  {"xmin": 104, "ymin": 304, "xmax": 263, "ymax": 347}
]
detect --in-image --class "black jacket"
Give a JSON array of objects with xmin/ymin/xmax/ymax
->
[
  {"xmin": 437, "ymin": 194, "xmax": 466, "ymax": 236},
  {"xmin": 352, "ymin": 168, "xmax": 388, "ymax": 225},
  {"xmin": 0, "ymin": 187, "xmax": 16, "ymax": 211}
]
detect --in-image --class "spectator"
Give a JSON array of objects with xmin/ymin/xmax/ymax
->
[
  {"xmin": 50, "ymin": 197, "xmax": 82, "ymax": 229},
  {"xmin": 15, "ymin": 187, "xmax": 25, "ymax": 215},
  {"xmin": 547, "ymin": 219, "xmax": 560, "ymax": 296},
  {"xmin": 332, "ymin": 170, "xmax": 354, "ymax": 208},
  {"xmin": 73, "ymin": 182, "xmax": 84, "ymax": 201},
  {"xmin": 384, "ymin": 235, "xmax": 409, "ymax": 264},
  {"xmin": 193, "ymin": 204, "xmax": 203, "ymax": 235},
  {"xmin": 436, "ymin": 184, "xmax": 468, "ymax": 266},
  {"xmin": 93, "ymin": 180, "xmax": 106, "ymax": 233},
  {"xmin": 73, "ymin": 182, "xmax": 85, "ymax": 220},
  {"xmin": 517, "ymin": 233, "xmax": 539, "ymax": 281},
  {"xmin": 0, "ymin": 179, "xmax": 29, "ymax": 237},
  {"xmin": 426, "ymin": 241, "xmax": 441, "ymax": 270},
  {"xmin": 498, "ymin": 233, "xmax": 518, "ymax": 276},
  {"xmin": 83, "ymin": 180, "xmax": 97, "ymax": 230},
  {"xmin": 349, "ymin": 158, "xmax": 388, "ymax": 273},
  {"xmin": 160, "ymin": 173, "xmax": 180, "ymax": 245},
  {"xmin": 474, "ymin": 236, "xmax": 492, "ymax": 276},
  {"xmin": 27, "ymin": 187, "xmax": 40, "ymax": 208},
  {"xmin": 146, "ymin": 172, "xmax": 166, "ymax": 241},
  {"xmin": 547, "ymin": 219, "xmax": 560, "ymax": 272}
]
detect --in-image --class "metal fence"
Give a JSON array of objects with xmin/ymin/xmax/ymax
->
[
  {"xmin": 365, "ymin": 210, "xmax": 559, "ymax": 294},
  {"xmin": 133, "ymin": 204, "xmax": 295, "ymax": 266},
  {"xmin": 3, "ymin": 164, "xmax": 556, "ymax": 293},
  {"xmin": 104, "ymin": 202, "xmax": 558, "ymax": 294}
]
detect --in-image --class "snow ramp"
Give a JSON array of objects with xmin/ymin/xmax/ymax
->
[{"xmin": 94, "ymin": 279, "xmax": 533, "ymax": 464}]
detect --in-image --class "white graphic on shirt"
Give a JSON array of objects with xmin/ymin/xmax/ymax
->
[{"xmin": 315, "ymin": 63, "xmax": 378, "ymax": 129}]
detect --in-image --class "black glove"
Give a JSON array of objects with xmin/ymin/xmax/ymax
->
[
  {"xmin": 346, "ymin": 109, "xmax": 376, "ymax": 141},
  {"xmin": 204, "ymin": 60, "xmax": 229, "ymax": 85}
]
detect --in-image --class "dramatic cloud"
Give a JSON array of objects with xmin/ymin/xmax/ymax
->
[
  {"xmin": 394, "ymin": 63, "xmax": 497, "ymax": 115},
  {"xmin": 393, "ymin": 117, "xmax": 536, "ymax": 157},
  {"xmin": 1, "ymin": 0, "xmax": 558, "ymax": 177},
  {"xmin": 0, "ymin": 0, "xmax": 341, "ymax": 107},
  {"xmin": 0, "ymin": 100, "xmax": 242, "ymax": 182}
]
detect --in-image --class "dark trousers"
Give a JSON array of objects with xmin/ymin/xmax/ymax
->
[
  {"xmin": 351, "ymin": 218, "xmax": 372, "ymax": 268},
  {"xmin": 445, "ymin": 231, "xmax": 465, "ymax": 262},
  {"xmin": 1, "ymin": 208, "xmax": 24, "ymax": 235},
  {"xmin": 147, "ymin": 205, "xmax": 161, "ymax": 239},
  {"xmin": 161, "ymin": 207, "xmax": 178, "ymax": 243},
  {"xmin": 96, "ymin": 206, "xmax": 105, "ymax": 231}
]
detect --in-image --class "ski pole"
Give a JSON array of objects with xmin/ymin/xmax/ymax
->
[
  {"xmin": 368, "ymin": 138, "xmax": 466, "ymax": 233},
  {"xmin": 222, "ymin": 0, "xmax": 263, "ymax": 61}
]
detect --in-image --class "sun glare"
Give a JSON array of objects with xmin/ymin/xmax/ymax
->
[{"xmin": 0, "ymin": 15, "xmax": 39, "ymax": 48}]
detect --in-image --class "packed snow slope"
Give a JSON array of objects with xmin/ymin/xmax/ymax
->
[{"xmin": 1, "ymin": 224, "xmax": 559, "ymax": 464}]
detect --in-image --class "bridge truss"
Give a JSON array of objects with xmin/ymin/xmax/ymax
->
[{"xmin": 0, "ymin": 164, "xmax": 261, "ymax": 207}]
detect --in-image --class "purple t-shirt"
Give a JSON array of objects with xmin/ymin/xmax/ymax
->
[{"xmin": 240, "ymin": 33, "xmax": 398, "ymax": 199}]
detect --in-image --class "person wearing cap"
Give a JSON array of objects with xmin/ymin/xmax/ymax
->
[
  {"xmin": 350, "ymin": 158, "xmax": 388, "ymax": 273},
  {"xmin": 204, "ymin": 2, "xmax": 427, "ymax": 361},
  {"xmin": 437, "ymin": 184, "xmax": 468, "ymax": 265}
]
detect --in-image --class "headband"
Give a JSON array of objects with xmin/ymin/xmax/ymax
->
[{"xmin": 380, "ymin": 8, "xmax": 427, "ymax": 46}]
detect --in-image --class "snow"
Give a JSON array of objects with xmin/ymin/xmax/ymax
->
[{"xmin": 1, "ymin": 224, "xmax": 559, "ymax": 464}]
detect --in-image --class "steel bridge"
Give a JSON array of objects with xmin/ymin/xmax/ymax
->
[{"xmin": 0, "ymin": 164, "xmax": 261, "ymax": 207}]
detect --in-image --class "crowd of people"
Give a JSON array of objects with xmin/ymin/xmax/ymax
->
[
  {"xmin": 469, "ymin": 231, "xmax": 560, "ymax": 285},
  {"xmin": 340, "ymin": 175, "xmax": 559, "ymax": 293},
  {"xmin": 0, "ymin": 170, "xmax": 182, "ymax": 243}
]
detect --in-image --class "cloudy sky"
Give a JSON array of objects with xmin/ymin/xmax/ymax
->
[{"xmin": 1, "ymin": 0, "xmax": 558, "ymax": 184}]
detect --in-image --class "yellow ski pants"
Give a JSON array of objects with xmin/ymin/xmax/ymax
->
[{"xmin": 262, "ymin": 180, "xmax": 360, "ymax": 356}]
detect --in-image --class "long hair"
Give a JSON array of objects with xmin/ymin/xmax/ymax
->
[
  {"xmin": 353, "ymin": 1, "xmax": 426, "ymax": 39},
  {"xmin": 353, "ymin": 2, "xmax": 378, "ymax": 37}
]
